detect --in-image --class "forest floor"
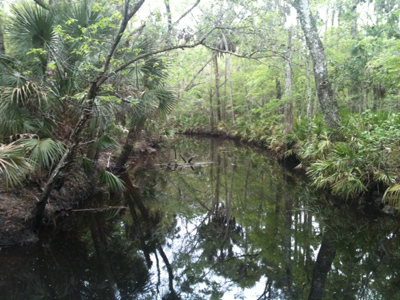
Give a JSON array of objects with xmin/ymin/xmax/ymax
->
[{"xmin": 0, "ymin": 140, "xmax": 159, "ymax": 247}]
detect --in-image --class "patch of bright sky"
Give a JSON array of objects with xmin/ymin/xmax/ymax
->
[{"xmin": 317, "ymin": 1, "xmax": 377, "ymax": 31}]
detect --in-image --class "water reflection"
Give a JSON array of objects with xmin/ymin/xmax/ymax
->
[{"xmin": 0, "ymin": 137, "xmax": 400, "ymax": 300}]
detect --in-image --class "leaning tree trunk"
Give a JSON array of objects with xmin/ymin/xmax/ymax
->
[
  {"xmin": 33, "ymin": 84, "xmax": 98, "ymax": 229},
  {"xmin": 115, "ymin": 116, "xmax": 146, "ymax": 171},
  {"xmin": 292, "ymin": 0, "xmax": 340, "ymax": 131},
  {"xmin": 308, "ymin": 233, "xmax": 336, "ymax": 300},
  {"xmin": 33, "ymin": 0, "xmax": 146, "ymax": 229}
]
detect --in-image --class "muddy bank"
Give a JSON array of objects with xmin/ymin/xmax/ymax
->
[
  {"xmin": 0, "ymin": 190, "xmax": 38, "ymax": 246},
  {"xmin": 0, "ymin": 171, "xmax": 95, "ymax": 247},
  {"xmin": 0, "ymin": 140, "xmax": 159, "ymax": 247}
]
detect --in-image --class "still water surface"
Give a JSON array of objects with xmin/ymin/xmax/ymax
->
[{"xmin": 0, "ymin": 137, "xmax": 399, "ymax": 300}]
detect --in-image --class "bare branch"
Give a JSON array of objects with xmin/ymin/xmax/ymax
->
[
  {"xmin": 100, "ymin": 27, "xmax": 219, "ymax": 86},
  {"xmin": 184, "ymin": 56, "xmax": 213, "ymax": 92},
  {"xmin": 173, "ymin": 0, "xmax": 201, "ymax": 25},
  {"xmin": 201, "ymin": 43, "xmax": 280, "ymax": 60}
]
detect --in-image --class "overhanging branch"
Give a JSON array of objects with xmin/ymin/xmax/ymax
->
[
  {"xmin": 173, "ymin": 0, "xmax": 201, "ymax": 25},
  {"xmin": 202, "ymin": 43, "xmax": 280, "ymax": 60},
  {"xmin": 100, "ymin": 27, "xmax": 219, "ymax": 85}
]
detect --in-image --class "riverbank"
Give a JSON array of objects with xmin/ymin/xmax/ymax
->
[
  {"xmin": 0, "ymin": 170, "xmax": 95, "ymax": 246},
  {"xmin": 180, "ymin": 110, "xmax": 400, "ymax": 205},
  {"xmin": 2, "ymin": 137, "xmax": 398, "ymax": 300},
  {"xmin": 2, "ymin": 113, "xmax": 399, "ymax": 247},
  {"xmin": 0, "ymin": 140, "xmax": 160, "ymax": 246}
]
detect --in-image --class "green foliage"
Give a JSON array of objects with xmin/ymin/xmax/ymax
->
[
  {"xmin": 99, "ymin": 170, "xmax": 126, "ymax": 193},
  {"xmin": 17, "ymin": 138, "xmax": 65, "ymax": 172},
  {"xmin": 0, "ymin": 142, "xmax": 31, "ymax": 187},
  {"xmin": 5, "ymin": 1, "xmax": 55, "ymax": 77},
  {"xmin": 303, "ymin": 111, "xmax": 399, "ymax": 198},
  {"xmin": 382, "ymin": 185, "xmax": 400, "ymax": 210},
  {"xmin": 307, "ymin": 142, "xmax": 368, "ymax": 198}
]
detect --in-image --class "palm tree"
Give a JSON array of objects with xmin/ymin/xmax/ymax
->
[
  {"xmin": 2, "ymin": 0, "xmax": 180, "ymax": 226},
  {"xmin": 6, "ymin": 1, "xmax": 55, "ymax": 79},
  {"xmin": 115, "ymin": 55, "xmax": 176, "ymax": 170}
]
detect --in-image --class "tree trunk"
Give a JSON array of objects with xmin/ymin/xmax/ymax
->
[
  {"xmin": 308, "ymin": 233, "xmax": 336, "ymax": 300},
  {"xmin": 244, "ymin": 85, "xmax": 252, "ymax": 123},
  {"xmin": 228, "ymin": 58, "xmax": 236, "ymax": 125},
  {"xmin": 293, "ymin": 0, "xmax": 340, "ymax": 131},
  {"xmin": 86, "ymin": 120, "xmax": 105, "ymax": 161},
  {"xmin": 276, "ymin": 78, "xmax": 282, "ymax": 100},
  {"xmin": 116, "ymin": 116, "xmax": 146, "ymax": 170},
  {"xmin": 276, "ymin": 78, "xmax": 283, "ymax": 115},
  {"xmin": 350, "ymin": 0, "xmax": 358, "ymax": 39},
  {"xmin": 213, "ymin": 150, "xmax": 221, "ymax": 212},
  {"xmin": 324, "ymin": 3, "xmax": 329, "ymax": 33},
  {"xmin": 164, "ymin": 0, "xmax": 172, "ymax": 44},
  {"xmin": 33, "ymin": 0, "xmax": 146, "ymax": 229},
  {"xmin": 365, "ymin": 85, "xmax": 370, "ymax": 110},
  {"xmin": 284, "ymin": 27, "xmax": 294, "ymax": 134},
  {"xmin": 0, "ymin": 23, "xmax": 5, "ymax": 54},
  {"xmin": 373, "ymin": 84, "xmax": 385, "ymax": 110},
  {"xmin": 284, "ymin": 182, "xmax": 293, "ymax": 296},
  {"xmin": 209, "ymin": 87, "xmax": 215, "ymax": 132},
  {"xmin": 221, "ymin": 32, "xmax": 236, "ymax": 125},
  {"xmin": 33, "ymin": 89, "xmax": 97, "ymax": 229},
  {"xmin": 214, "ymin": 54, "xmax": 222, "ymax": 125},
  {"xmin": 306, "ymin": 53, "xmax": 313, "ymax": 138}
]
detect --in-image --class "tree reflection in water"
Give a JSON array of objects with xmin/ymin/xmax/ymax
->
[{"xmin": 1, "ymin": 137, "xmax": 400, "ymax": 299}]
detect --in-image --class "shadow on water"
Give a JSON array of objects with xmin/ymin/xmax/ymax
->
[{"xmin": 1, "ymin": 136, "xmax": 400, "ymax": 299}]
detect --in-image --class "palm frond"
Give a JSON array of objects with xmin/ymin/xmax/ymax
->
[
  {"xmin": 96, "ymin": 134, "xmax": 121, "ymax": 151},
  {"xmin": 7, "ymin": 1, "xmax": 55, "ymax": 53},
  {"xmin": 17, "ymin": 138, "xmax": 65, "ymax": 171},
  {"xmin": 383, "ymin": 185, "xmax": 400, "ymax": 209},
  {"xmin": 0, "ymin": 142, "xmax": 31, "ymax": 188},
  {"xmin": 58, "ymin": 0, "xmax": 108, "ymax": 38},
  {"xmin": 133, "ymin": 87, "xmax": 176, "ymax": 118},
  {"xmin": 155, "ymin": 88, "xmax": 176, "ymax": 117},
  {"xmin": 99, "ymin": 170, "xmax": 126, "ymax": 193},
  {"xmin": 331, "ymin": 174, "xmax": 367, "ymax": 198},
  {"xmin": 1, "ymin": 81, "xmax": 46, "ymax": 106}
]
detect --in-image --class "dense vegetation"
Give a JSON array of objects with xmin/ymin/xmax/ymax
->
[
  {"xmin": 0, "ymin": 0, "xmax": 400, "ymax": 218},
  {"xmin": 168, "ymin": 0, "xmax": 400, "ymax": 203}
]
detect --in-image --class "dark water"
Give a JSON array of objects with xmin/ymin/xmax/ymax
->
[{"xmin": 1, "ymin": 137, "xmax": 400, "ymax": 300}]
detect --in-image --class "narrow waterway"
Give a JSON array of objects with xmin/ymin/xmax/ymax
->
[{"xmin": 0, "ymin": 136, "xmax": 399, "ymax": 300}]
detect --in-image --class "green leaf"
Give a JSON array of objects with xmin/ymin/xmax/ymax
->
[{"xmin": 99, "ymin": 170, "xmax": 126, "ymax": 193}]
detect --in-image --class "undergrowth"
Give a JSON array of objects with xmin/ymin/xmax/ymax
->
[{"xmin": 176, "ymin": 109, "xmax": 400, "ymax": 203}]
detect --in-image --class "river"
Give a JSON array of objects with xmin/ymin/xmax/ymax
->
[{"xmin": 0, "ymin": 136, "xmax": 399, "ymax": 300}]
